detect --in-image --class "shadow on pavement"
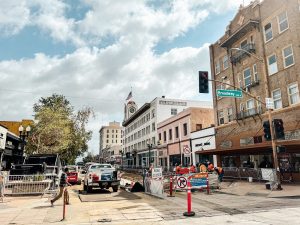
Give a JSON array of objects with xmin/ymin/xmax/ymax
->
[{"xmin": 78, "ymin": 189, "xmax": 141, "ymax": 202}]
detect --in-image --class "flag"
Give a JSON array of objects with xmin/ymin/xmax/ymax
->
[{"xmin": 126, "ymin": 91, "xmax": 132, "ymax": 101}]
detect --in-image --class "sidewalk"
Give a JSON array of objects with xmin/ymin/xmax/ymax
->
[{"xmin": 217, "ymin": 180, "xmax": 300, "ymax": 198}]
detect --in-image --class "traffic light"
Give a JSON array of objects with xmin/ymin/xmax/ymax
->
[
  {"xmin": 263, "ymin": 121, "xmax": 271, "ymax": 141},
  {"xmin": 273, "ymin": 119, "xmax": 285, "ymax": 139},
  {"xmin": 199, "ymin": 71, "xmax": 209, "ymax": 93}
]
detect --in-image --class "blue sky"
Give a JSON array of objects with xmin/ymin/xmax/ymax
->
[{"xmin": 0, "ymin": 0, "xmax": 251, "ymax": 154}]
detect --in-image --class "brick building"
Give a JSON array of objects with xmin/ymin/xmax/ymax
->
[
  {"xmin": 157, "ymin": 107, "xmax": 214, "ymax": 169},
  {"xmin": 207, "ymin": 0, "xmax": 300, "ymax": 181}
]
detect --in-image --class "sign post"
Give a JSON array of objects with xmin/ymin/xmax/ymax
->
[{"xmin": 216, "ymin": 89, "xmax": 243, "ymax": 98}]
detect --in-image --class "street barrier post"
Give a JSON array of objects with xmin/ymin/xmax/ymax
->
[
  {"xmin": 183, "ymin": 180, "xmax": 195, "ymax": 217},
  {"xmin": 167, "ymin": 176, "xmax": 175, "ymax": 197},
  {"xmin": 206, "ymin": 173, "xmax": 210, "ymax": 195}
]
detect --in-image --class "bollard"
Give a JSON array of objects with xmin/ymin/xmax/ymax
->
[
  {"xmin": 183, "ymin": 180, "xmax": 195, "ymax": 217},
  {"xmin": 206, "ymin": 173, "xmax": 210, "ymax": 195},
  {"xmin": 167, "ymin": 176, "xmax": 175, "ymax": 197}
]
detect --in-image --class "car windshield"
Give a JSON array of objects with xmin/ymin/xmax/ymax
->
[
  {"xmin": 90, "ymin": 165, "xmax": 112, "ymax": 170},
  {"xmin": 67, "ymin": 167, "xmax": 77, "ymax": 172}
]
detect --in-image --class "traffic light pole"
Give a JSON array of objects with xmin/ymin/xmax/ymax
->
[{"xmin": 203, "ymin": 76, "xmax": 281, "ymax": 190}]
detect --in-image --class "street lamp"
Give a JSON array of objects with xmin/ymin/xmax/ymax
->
[
  {"xmin": 230, "ymin": 48, "xmax": 282, "ymax": 190},
  {"xmin": 18, "ymin": 125, "xmax": 31, "ymax": 159},
  {"xmin": 147, "ymin": 140, "xmax": 153, "ymax": 169},
  {"xmin": 119, "ymin": 149, "xmax": 124, "ymax": 169}
]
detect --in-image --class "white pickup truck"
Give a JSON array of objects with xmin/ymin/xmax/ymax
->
[{"xmin": 83, "ymin": 164, "xmax": 120, "ymax": 192}]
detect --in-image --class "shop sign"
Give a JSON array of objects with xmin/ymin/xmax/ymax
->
[
  {"xmin": 220, "ymin": 140, "xmax": 232, "ymax": 148},
  {"xmin": 284, "ymin": 129, "xmax": 300, "ymax": 140}
]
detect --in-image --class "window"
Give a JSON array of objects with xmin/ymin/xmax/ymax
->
[
  {"xmin": 240, "ymin": 103, "xmax": 245, "ymax": 112},
  {"xmin": 151, "ymin": 109, "xmax": 155, "ymax": 118},
  {"xmin": 243, "ymin": 68, "xmax": 252, "ymax": 87},
  {"xmin": 175, "ymin": 126, "xmax": 179, "ymax": 138},
  {"xmin": 163, "ymin": 131, "xmax": 167, "ymax": 142},
  {"xmin": 218, "ymin": 110, "xmax": 224, "ymax": 125},
  {"xmin": 272, "ymin": 89, "xmax": 282, "ymax": 109},
  {"xmin": 288, "ymin": 83, "xmax": 300, "ymax": 105},
  {"xmin": 253, "ymin": 64, "xmax": 258, "ymax": 82},
  {"xmin": 112, "ymin": 130, "xmax": 114, "ymax": 133},
  {"xmin": 283, "ymin": 45, "xmax": 294, "ymax": 68},
  {"xmin": 238, "ymin": 74, "xmax": 243, "ymax": 88},
  {"xmin": 228, "ymin": 108, "xmax": 233, "ymax": 122},
  {"xmin": 196, "ymin": 124, "xmax": 202, "ymax": 131},
  {"xmin": 169, "ymin": 129, "xmax": 172, "ymax": 140},
  {"xmin": 257, "ymin": 96, "xmax": 262, "ymax": 113},
  {"xmin": 223, "ymin": 55, "xmax": 229, "ymax": 70},
  {"xmin": 112, "ymin": 135, "xmax": 114, "ymax": 138},
  {"xmin": 152, "ymin": 123, "xmax": 155, "ymax": 131},
  {"xmin": 268, "ymin": 54, "xmax": 278, "ymax": 75},
  {"xmin": 106, "ymin": 140, "xmax": 109, "ymax": 143},
  {"xmin": 240, "ymin": 39, "xmax": 247, "ymax": 49},
  {"xmin": 264, "ymin": 23, "xmax": 273, "ymax": 42},
  {"xmin": 159, "ymin": 133, "xmax": 162, "ymax": 141},
  {"xmin": 107, "ymin": 134, "xmax": 109, "ymax": 138},
  {"xmin": 246, "ymin": 99, "xmax": 255, "ymax": 115},
  {"xmin": 215, "ymin": 60, "xmax": 221, "ymax": 74},
  {"xmin": 171, "ymin": 108, "xmax": 177, "ymax": 115},
  {"xmin": 183, "ymin": 123, "xmax": 188, "ymax": 136},
  {"xmin": 107, "ymin": 130, "xmax": 109, "ymax": 133},
  {"xmin": 278, "ymin": 11, "xmax": 289, "ymax": 33}
]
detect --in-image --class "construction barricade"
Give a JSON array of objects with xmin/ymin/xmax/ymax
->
[
  {"xmin": 4, "ymin": 174, "xmax": 58, "ymax": 195},
  {"xmin": 144, "ymin": 176, "xmax": 164, "ymax": 198}
]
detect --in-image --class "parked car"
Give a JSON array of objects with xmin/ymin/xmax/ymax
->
[
  {"xmin": 83, "ymin": 163, "xmax": 120, "ymax": 192},
  {"xmin": 65, "ymin": 165, "xmax": 81, "ymax": 185}
]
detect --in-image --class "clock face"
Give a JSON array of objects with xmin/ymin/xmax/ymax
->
[{"xmin": 129, "ymin": 107, "xmax": 135, "ymax": 113}]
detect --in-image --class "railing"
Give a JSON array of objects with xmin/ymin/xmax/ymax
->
[
  {"xmin": 237, "ymin": 107, "xmax": 262, "ymax": 120},
  {"xmin": 231, "ymin": 43, "xmax": 256, "ymax": 64},
  {"xmin": 4, "ymin": 174, "xmax": 58, "ymax": 195},
  {"xmin": 223, "ymin": 167, "xmax": 277, "ymax": 182}
]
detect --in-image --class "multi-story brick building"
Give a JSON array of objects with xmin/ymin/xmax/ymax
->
[
  {"xmin": 157, "ymin": 107, "xmax": 214, "ymax": 169},
  {"xmin": 207, "ymin": 0, "xmax": 300, "ymax": 181}
]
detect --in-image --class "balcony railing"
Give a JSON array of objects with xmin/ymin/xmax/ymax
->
[
  {"xmin": 231, "ymin": 43, "xmax": 256, "ymax": 65},
  {"xmin": 237, "ymin": 107, "xmax": 262, "ymax": 120},
  {"xmin": 241, "ymin": 79, "xmax": 260, "ymax": 90}
]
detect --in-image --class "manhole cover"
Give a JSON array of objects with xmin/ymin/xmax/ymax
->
[{"xmin": 97, "ymin": 218, "xmax": 112, "ymax": 223}]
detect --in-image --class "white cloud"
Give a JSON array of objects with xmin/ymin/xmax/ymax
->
[{"xmin": 0, "ymin": 0, "xmax": 253, "ymax": 154}]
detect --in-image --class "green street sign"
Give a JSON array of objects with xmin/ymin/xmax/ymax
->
[{"xmin": 216, "ymin": 89, "xmax": 243, "ymax": 98}]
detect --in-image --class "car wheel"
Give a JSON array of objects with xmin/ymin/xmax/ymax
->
[{"xmin": 112, "ymin": 186, "xmax": 118, "ymax": 192}]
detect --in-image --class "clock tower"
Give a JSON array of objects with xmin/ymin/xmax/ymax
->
[{"xmin": 124, "ymin": 100, "xmax": 138, "ymax": 121}]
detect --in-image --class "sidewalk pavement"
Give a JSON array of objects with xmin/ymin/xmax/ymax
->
[{"xmin": 217, "ymin": 180, "xmax": 300, "ymax": 198}]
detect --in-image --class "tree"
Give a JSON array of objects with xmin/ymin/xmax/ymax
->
[{"xmin": 27, "ymin": 94, "xmax": 94, "ymax": 164}]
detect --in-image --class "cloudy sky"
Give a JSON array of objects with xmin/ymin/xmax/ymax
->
[{"xmin": 0, "ymin": 0, "xmax": 252, "ymax": 155}]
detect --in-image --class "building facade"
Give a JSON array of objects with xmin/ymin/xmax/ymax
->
[
  {"xmin": 208, "ymin": 0, "xmax": 300, "ymax": 180},
  {"xmin": 122, "ymin": 96, "xmax": 212, "ymax": 168},
  {"xmin": 157, "ymin": 107, "xmax": 214, "ymax": 169},
  {"xmin": 99, "ymin": 121, "xmax": 123, "ymax": 164}
]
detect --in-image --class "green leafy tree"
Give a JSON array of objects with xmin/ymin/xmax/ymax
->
[{"xmin": 27, "ymin": 94, "xmax": 94, "ymax": 164}]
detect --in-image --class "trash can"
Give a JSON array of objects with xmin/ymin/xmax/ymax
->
[{"xmin": 248, "ymin": 177, "xmax": 253, "ymax": 182}]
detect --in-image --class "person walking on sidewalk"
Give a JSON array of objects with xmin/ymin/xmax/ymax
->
[
  {"xmin": 0, "ymin": 170, "xmax": 4, "ymax": 202},
  {"xmin": 51, "ymin": 167, "xmax": 71, "ymax": 206}
]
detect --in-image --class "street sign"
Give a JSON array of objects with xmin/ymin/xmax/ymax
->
[
  {"xmin": 265, "ymin": 98, "xmax": 274, "ymax": 110},
  {"xmin": 216, "ymin": 89, "xmax": 243, "ymax": 98},
  {"xmin": 183, "ymin": 145, "xmax": 191, "ymax": 156},
  {"xmin": 177, "ymin": 176, "xmax": 187, "ymax": 188}
]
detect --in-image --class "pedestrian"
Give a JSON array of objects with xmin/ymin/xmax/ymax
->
[
  {"xmin": 0, "ymin": 170, "xmax": 4, "ymax": 203},
  {"xmin": 176, "ymin": 164, "xmax": 181, "ymax": 174},
  {"xmin": 51, "ymin": 167, "xmax": 71, "ymax": 206},
  {"xmin": 214, "ymin": 167, "xmax": 224, "ymax": 182},
  {"xmin": 207, "ymin": 163, "xmax": 214, "ymax": 172},
  {"xmin": 199, "ymin": 163, "xmax": 207, "ymax": 172}
]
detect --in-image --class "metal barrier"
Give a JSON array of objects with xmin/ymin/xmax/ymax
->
[{"xmin": 4, "ymin": 174, "xmax": 58, "ymax": 195}]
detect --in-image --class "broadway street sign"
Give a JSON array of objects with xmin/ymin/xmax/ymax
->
[{"xmin": 216, "ymin": 89, "xmax": 243, "ymax": 98}]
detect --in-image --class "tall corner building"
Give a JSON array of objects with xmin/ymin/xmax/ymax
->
[
  {"xmin": 208, "ymin": 0, "xmax": 300, "ymax": 180},
  {"xmin": 99, "ymin": 121, "xmax": 123, "ymax": 163}
]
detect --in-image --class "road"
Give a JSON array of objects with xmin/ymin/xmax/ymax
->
[{"xmin": 1, "ymin": 183, "xmax": 300, "ymax": 224}]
